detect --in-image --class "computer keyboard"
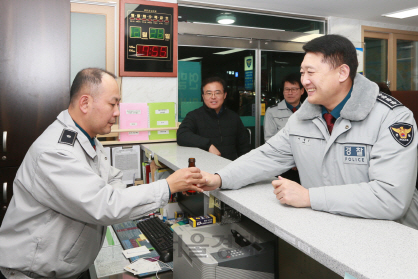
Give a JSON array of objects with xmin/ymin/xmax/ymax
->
[{"xmin": 136, "ymin": 217, "xmax": 173, "ymax": 262}]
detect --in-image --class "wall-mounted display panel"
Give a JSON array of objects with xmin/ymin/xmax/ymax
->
[{"xmin": 119, "ymin": 0, "xmax": 178, "ymax": 77}]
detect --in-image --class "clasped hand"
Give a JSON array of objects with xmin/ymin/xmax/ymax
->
[
  {"xmin": 166, "ymin": 167, "xmax": 206, "ymax": 194},
  {"xmin": 272, "ymin": 176, "xmax": 311, "ymax": 208}
]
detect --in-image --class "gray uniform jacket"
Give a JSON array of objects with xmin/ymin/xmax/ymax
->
[
  {"xmin": 0, "ymin": 110, "xmax": 170, "ymax": 278},
  {"xmin": 218, "ymin": 74, "xmax": 418, "ymax": 230},
  {"xmin": 264, "ymin": 100, "xmax": 293, "ymax": 141}
]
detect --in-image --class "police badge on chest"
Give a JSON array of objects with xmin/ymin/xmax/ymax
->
[{"xmin": 343, "ymin": 146, "xmax": 367, "ymax": 164}]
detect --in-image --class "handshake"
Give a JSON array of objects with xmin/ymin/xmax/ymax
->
[{"xmin": 165, "ymin": 168, "xmax": 221, "ymax": 194}]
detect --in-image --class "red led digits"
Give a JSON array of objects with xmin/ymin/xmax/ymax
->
[{"xmin": 136, "ymin": 45, "xmax": 168, "ymax": 58}]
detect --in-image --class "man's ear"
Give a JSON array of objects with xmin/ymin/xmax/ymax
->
[
  {"xmin": 79, "ymin": 95, "xmax": 91, "ymax": 114},
  {"xmin": 339, "ymin": 64, "xmax": 350, "ymax": 83}
]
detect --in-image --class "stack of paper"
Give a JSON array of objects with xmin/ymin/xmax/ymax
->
[
  {"xmin": 111, "ymin": 145, "xmax": 141, "ymax": 183},
  {"xmin": 119, "ymin": 103, "xmax": 149, "ymax": 142},
  {"xmin": 148, "ymin": 102, "xmax": 176, "ymax": 140},
  {"xmin": 124, "ymin": 259, "xmax": 161, "ymax": 275}
]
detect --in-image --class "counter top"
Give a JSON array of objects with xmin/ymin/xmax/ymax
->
[{"xmin": 141, "ymin": 143, "xmax": 418, "ymax": 279}]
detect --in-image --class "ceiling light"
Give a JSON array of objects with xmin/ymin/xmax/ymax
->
[
  {"xmin": 291, "ymin": 34, "xmax": 323, "ymax": 43},
  {"xmin": 179, "ymin": 57, "xmax": 203, "ymax": 61},
  {"xmin": 383, "ymin": 6, "xmax": 418, "ymax": 19},
  {"xmin": 213, "ymin": 49, "xmax": 245, "ymax": 55},
  {"xmin": 216, "ymin": 13, "xmax": 236, "ymax": 25}
]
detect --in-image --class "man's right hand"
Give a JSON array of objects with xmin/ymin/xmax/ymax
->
[
  {"xmin": 166, "ymin": 167, "xmax": 206, "ymax": 194},
  {"xmin": 197, "ymin": 170, "xmax": 222, "ymax": 191},
  {"xmin": 209, "ymin": 145, "xmax": 221, "ymax": 156}
]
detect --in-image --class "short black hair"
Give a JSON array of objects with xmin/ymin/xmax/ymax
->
[
  {"xmin": 282, "ymin": 73, "xmax": 303, "ymax": 91},
  {"xmin": 303, "ymin": 34, "xmax": 358, "ymax": 81},
  {"xmin": 201, "ymin": 76, "xmax": 227, "ymax": 94},
  {"xmin": 70, "ymin": 68, "xmax": 116, "ymax": 104}
]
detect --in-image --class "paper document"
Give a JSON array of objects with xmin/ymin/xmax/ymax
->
[
  {"xmin": 125, "ymin": 259, "xmax": 161, "ymax": 275},
  {"xmin": 94, "ymin": 245, "xmax": 129, "ymax": 278},
  {"xmin": 148, "ymin": 102, "xmax": 176, "ymax": 140},
  {"xmin": 122, "ymin": 246, "xmax": 151, "ymax": 258},
  {"xmin": 112, "ymin": 145, "xmax": 141, "ymax": 184}
]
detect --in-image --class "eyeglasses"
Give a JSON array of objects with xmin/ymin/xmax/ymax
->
[
  {"xmin": 284, "ymin": 88, "xmax": 301, "ymax": 93},
  {"xmin": 203, "ymin": 91, "xmax": 224, "ymax": 98}
]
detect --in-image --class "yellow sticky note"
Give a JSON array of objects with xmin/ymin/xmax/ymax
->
[
  {"xmin": 209, "ymin": 195, "xmax": 215, "ymax": 208},
  {"xmin": 171, "ymin": 223, "xmax": 180, "ymax": 230}
]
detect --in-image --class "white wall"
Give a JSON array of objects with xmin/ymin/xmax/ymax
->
[{"xmin": 328, "ymin": 16, "xmax": 418, "ymax": 48}]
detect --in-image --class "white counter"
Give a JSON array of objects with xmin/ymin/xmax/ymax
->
[{"xmin": 141, "ymin": 142, "xmax": 418, "ymax": 279}]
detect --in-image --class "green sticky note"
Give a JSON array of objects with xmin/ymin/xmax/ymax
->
[{"xmin": 106, "ymin": 227, "xmax": 114, "ymax": 246}]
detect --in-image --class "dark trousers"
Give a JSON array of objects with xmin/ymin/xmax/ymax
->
[{"xmin": 0, "ymin": 270, "xmax": 6, "ymax": 279}]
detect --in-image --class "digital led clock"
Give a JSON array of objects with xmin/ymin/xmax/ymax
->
[
  {"xmin": 136, "ymin": 44, "xmax": 168, "ymax": 58},
  {"xmin": 149, "ymin": 28, "xmax": 164, "ymax": 40}
]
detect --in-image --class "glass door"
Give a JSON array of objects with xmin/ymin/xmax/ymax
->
[
  {"xmin": 178, "ymin": 42, "xmax": 258, "ymax": 148},
  {"xmin": 178, "ymin": 36, "xmax": 306, "ymax": 149},
  {"xmin": 258, "ymin": 50, "xmax": 305, "ymax": 145}
]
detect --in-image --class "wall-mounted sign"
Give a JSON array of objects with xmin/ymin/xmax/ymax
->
[
  {"xmin": 244, "ymin": 56, "xmax": 254, "ymax": 90},
  {"xmin": 119, "ymin": 0, "xmax": 178, "ymax": 77}
]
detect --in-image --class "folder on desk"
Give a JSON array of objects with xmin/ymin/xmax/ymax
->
[
  {"xmin": 119, "ymin": 103, "xmax": 149, "ymax": 142},
  {"xmin": 148, "ymin": 102, "xmax": 176, "ymax": 140}
]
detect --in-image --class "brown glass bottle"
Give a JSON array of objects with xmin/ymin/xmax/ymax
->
[
  {"xmin": 187, "ymin": 158, "xmax": 196, "ymax": 194},
  {"xmin": 188, "ymin": 158, "xmax": 196, "ymax": 167}
]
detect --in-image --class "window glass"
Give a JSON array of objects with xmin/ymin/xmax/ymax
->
[{"xmin": 364, "ymin": 37, "xmax": 388, "ymax": 84}]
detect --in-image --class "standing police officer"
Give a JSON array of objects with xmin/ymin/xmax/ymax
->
[
  {"xmin": 0, "ymin": 68, "xmax": 205, "ymax": 279},
  {"xmin": 200, "ymin": 35, "xmax": 418, "ymax": 230},
  {"xmin": 264, "ymin": 73, "xmax": 305, "ymax": 142}
]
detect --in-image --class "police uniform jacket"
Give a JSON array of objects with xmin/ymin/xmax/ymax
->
[
  {"xmin": 0, "ymin": 110, "xmax": 170, "ymax": 278},
  {"xmin": 218, "ymin": 74, "xmax": 418, "ymax": 230},
  {"xmin": 177, "ymin": 104, "xmax": 251, "ymax": 161},
  {"xmin": 264, "ymin": 100, "xmax": 293, "ymax": 141}
]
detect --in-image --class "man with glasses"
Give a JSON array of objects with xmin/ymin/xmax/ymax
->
[
  {"xmin": 264, "ymin": 73, "xmax": 305, "ymax": 142},
  {"xmin": 177, "ymin": 76, "xmax": 251, "ymax": 160}
]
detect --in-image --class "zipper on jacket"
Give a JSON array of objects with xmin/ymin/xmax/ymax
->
[{"xmin": 218, "ymin": 119, "xmax": 223, "ymax": 142}]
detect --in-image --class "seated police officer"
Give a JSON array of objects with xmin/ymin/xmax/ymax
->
[{"xmin": 0, "ymin": 68, "xmax": 205, "ymax": 279}]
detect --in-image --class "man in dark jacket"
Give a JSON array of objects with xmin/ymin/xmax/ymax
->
[{"xmin": 177, "ymin": 77, "xmax": 251, "ymax": 161}]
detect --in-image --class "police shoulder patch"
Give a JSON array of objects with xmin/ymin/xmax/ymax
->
[
  {"xmin": 389, "ymin": 122, "xmax": 414, "ymax": 147},
  {"xmin": 377, "ymin": 92, "xmax": 403, "ymax": 109},
  {"xmin": 58, "ymin": 129, "xmax": 77, "ymax": 146}
]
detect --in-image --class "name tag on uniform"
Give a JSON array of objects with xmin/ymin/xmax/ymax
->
[
  {"xmin": 343, "ymin": 146, "xmax": 366, "ymax": 164},
  {"xmin": 296, "ymin": 137, "xmax": 311, "ymax": 145}
]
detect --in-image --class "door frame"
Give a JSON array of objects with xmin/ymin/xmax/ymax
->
[{"xmin": 362, "ymin": 26, "xmax": 418, "ymax": 90}]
